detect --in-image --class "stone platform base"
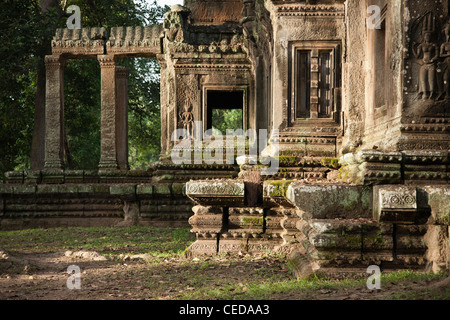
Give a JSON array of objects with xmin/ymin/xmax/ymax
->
[
  {"xmin": 185, "ymin": 179, "xmax": 450, "ymax": 278},
  {"xmin": 0, "ymin": 183, "xmax": 194, "ymax": 230}
]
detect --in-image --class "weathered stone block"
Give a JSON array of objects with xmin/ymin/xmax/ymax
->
[
  {"xmin": 4, "ymin": 171, "xmax": 24, "ymax": 184},
  {"xmin": 36, "ymin": 185, "xmax": 59, "ymax": 194},
  {"xmin": 264, "ymin": 214, "xmax": 284, "ymax": 236},
  {"xmin": 13, "ymin": 185, "xmax": 36, "ymax": 195},
  {"xmin": 24, "ymin": 170, "xmax": 42, "ymax": 184},
  {"xmin": 186, "ymin": 179, "xmax": 245, "ymax": 206},
  {"xmin": 287, "ymin": 183, "xmax": 372, "ymax": 219},
  {"xmin": 187, "ymin": 239, "xmax": 218, "ymax": 256},
  {"xmin": 83, "ymin": 170, "xmax": 99, "ymax": 183},
  {"xmin": 110, "ymin": 184, "xmax": 137, "ymax": 196},
  {"xmin": 59, "ymin": 185, "xmax": 82, "ymax": 194},
  {"xmin": 64, "ymin": 170, "xmax": 84, "ymax": 183},
  {"xmin": 309, "ymin": 232, "xmax": 363, "ymax": 251},
  {"xmin": 91, "ymin": 185, "xmax": 110, "ymax": 194},
  {"xmin": 362, "ymin": 223, "xmax": 394, "ymax": 251},
  {"xmin": 153, "ymin": 183, "xmax": 172, "ymax": 195},
  {"xmin": 0, "ymin": 185, "xmax": 13, "ymax": 194},
  {"xmin": 99, "ymin": 170, "xmax": 127, "ymax": 183},
  {"xmin": 136, "ymin": 184, "xmax": 154, "ymax": 196},
  {"xmin": 246, "ymin": 239, "xmax": 280, "ymax": 253},
  {"xmin": 189, "ymin": 214, "xmax": 223, "ymax": 234},
  {"xmin": 218, "ymin": 239, "xmax": 247, "ymax": 253},
  {"xmin": 421, "ymin": 186, "xmax": 450, "ymax": 225},
  {"xmin": 77, "ymin": 184, "xmax": 95, "ymax": 194},
  {"xmin": 339, "ymin": 151, "xmax": 403, "ymax": 184},
  {"xmin": 373, "ymin": 185, "xmax": 425, "ymax": 224}
]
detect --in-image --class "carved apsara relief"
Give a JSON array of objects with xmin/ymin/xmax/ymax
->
[
  {"xmin": 412, "ymin": 13, "xmax": 440, "ymax": 100},
  {"xmin": 441, "ymin": 19, "xmax": 450, "ymax": 99},
  {"xmin": 409, "ymin": 12, "xmax": 450, "ymax": 102}
]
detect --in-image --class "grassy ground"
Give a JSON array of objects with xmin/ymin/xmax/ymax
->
[{"xmin": 0, "ymin": 226, "xmax": 449, "ymax": 300}]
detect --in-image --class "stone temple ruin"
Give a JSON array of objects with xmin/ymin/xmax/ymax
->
[{"xmin": 1, "ymin": 0, "xmax": 450, "ymax": 278}]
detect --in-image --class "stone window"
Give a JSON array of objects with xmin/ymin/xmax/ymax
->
[
  {"xmin": 290, "ymin": 41, "xmax": 341, "ymax": 121},
  {"xmin": 203, "ymin": 88, "xmax": 247, "ymax": 135}
]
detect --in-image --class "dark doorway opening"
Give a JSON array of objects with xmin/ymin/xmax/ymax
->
[{"xmin": 206, "ymin": 90, "xmax": 244, "ymax": 135}]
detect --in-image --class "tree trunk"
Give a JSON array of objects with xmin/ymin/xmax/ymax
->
[{"xmin": 30, "ymin": 0, "xmax": 62, "ymax": 170}]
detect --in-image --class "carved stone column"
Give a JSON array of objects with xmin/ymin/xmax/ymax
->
[
  {"xmin": 115, "ymin": 66, "xmax": 129, "ymax": 170},
  {"xmin": 156, "ymin": 55, "xmax": 168, "ymax": 155},
  {"xmin": 98, "ymin": 55, "xmax": 119, "ymax": 170},
  {"xmin": 44, "ymin": 55, "xmax": 65, "ymax": 170}
]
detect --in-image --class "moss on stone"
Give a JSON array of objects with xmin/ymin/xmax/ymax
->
[
  {"xmin": 320, "ymin": 158, "xmax": 340, "ymax": 169},
  {"xmin": 153, "ymin": 184, "xmax": 172, "ymax": 195},
  {"xmin": 240, "ymin": 217, "xmax": 264, "ymax": 225},
  {"xmin": 339, "ymin": 189, "xmax": 359, "ymax": 212},
  {"xmin": 365, "ymin": 233, "xmax": 389, "ymax": 248},
  {"xmin": 265, "ymin": 180, "xmax": 294, "ymax": 197},
  {"xmin": 344, "ymin": 236, "xmax": 361, "ymax": 248},
  {"xmin": 277, "ymin": 156, "xmax": 298, "ymax": 167}
]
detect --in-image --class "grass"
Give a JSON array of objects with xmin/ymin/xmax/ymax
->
[
  {"xmin": 0, "ymin": 226, "xmax": 192, "ymax": 259},
  {"xmin": 0, "ymin": 226, "xmax": 449, "ymax": 300}
]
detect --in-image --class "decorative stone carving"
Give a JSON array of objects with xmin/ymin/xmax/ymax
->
[
  {"xmin": 98, "ymin": 55, "xmax": 119, "ymax": 171},
  {"xmin": 186, "ymin": 179, "xmax": 245, "ymax": 206},
  {"xmin": 440, "ymin": 19, "xmax": 450, "ymax": 99},
  {"xmin": 178, "ymin": 89, "xmax": 195, "ymax": 139},
  {"xmin": 52, "ymin": 27, "xmax": 106, "ymax": 56},
  {"xmin": 163, "ymin": 5, "xmax": 191, "ymax": 43},
  {"xmin": 106, "ymin": 25, "xmax": 163, "ymax": 55},
  {"xmin": 412, "ymin": 14, "xmax": 439, "ymax": 100},
  {"xmin": 373, "ymin": 186, "xmax": 430, "ymax": 224},
  {"xmin": 275, "ymin": 3, "xmax": 345, "ymax": 18},
  {"xmin": 44, "ymin": 55, "xmax": 65, "ymax": 170}
]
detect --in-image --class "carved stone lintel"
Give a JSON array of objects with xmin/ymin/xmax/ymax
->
[{"xmin": 51, "ymin": 27, "xmax": 106, "ymax": 56}]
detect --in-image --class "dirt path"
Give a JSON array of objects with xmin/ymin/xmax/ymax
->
[{"xmin": 1, "ymin": 251, "xmax": 448, "ymax": 301}]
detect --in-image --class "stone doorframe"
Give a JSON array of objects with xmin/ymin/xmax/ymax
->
[
  {"xmin": 43, "ymin": 25, "xmax": 163, "ymax": 172},
  {"xmin": 43, "ymin": 53, "xmax": 130, "ymax": 171}
]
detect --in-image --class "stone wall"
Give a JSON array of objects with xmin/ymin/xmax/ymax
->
[{"xmin": 0, "ymin": 182, "xmax": 194, "ymax": 230}]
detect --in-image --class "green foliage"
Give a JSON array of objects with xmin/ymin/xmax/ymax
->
[
  {"xmin": 211, "ymin": 109, "xmax": 244, "ymax": 135},
  {"xmin": 0, "ymin": 0, "xmax": 60, "ymax": 177},
  {"xmin": 122, "ymin": 57, "xmax": 162, "ymax": 168},
  {"xmin": 64, "ymin": 59, "xmax": 101, "ymax": 169}
]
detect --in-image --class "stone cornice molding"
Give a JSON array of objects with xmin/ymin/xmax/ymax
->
[
  {"xmin": 274, "ymin": 3, "xmax": 345, "ymax": 17},
  {"xmin": 106, "ymin": 25, "xmax": 163, "ymax": 55},
  {"xmin": 51, "ymin": 27, "xmax": 106, "ymax": 56}
]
